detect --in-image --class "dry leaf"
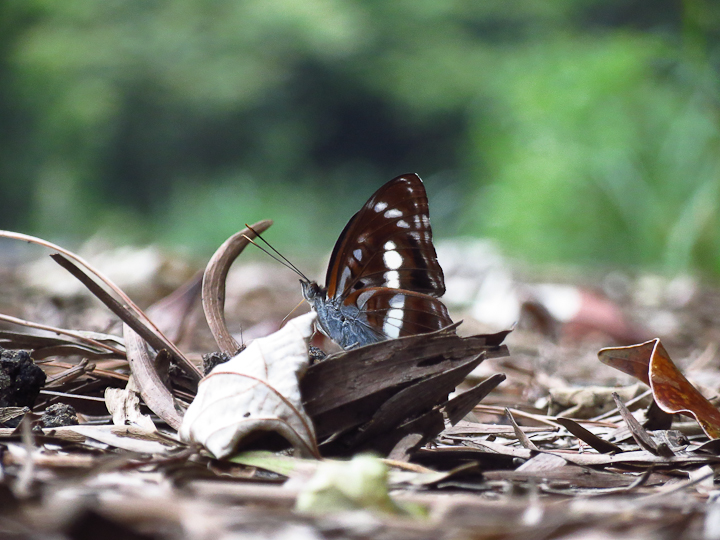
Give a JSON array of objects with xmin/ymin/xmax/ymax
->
[
  {"xmin": 104, "ymin": 378, "xmax": 156, "ymax": 432},
  {"xmin": 599, "ymin": 338, "xmax": 720, "ymax": 438},
  {"xmin": 202, "ymin": 220, "xmax": 273, "ymax": 354},
  {"xmin": 180, "ymin": 312, "xmax": 320, "ymax": 458},
  {"xmin": 123, "ymin": 323, "xmax": 184, "ymax": 430},
  {"xmin": 548, "ymin": 383, "xmax": 647, "ymax": 418}
]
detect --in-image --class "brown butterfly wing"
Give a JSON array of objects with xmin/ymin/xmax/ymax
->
[
  {"xmin": 344, "ymin": 287, "xmax": 453, "ymax": 340},
  {"xmin": 325, "ymin": 173, "xmax": 446, "ymax": 300}
]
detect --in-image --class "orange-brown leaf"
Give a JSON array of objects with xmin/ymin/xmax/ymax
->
[{"xmin": 599, "ymin": 338, "xmax": 720, "ymax": 439}]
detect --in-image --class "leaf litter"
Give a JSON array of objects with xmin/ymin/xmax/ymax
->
[{"xmin": 0, "ymin": 227, "xmax": 720, "ymax": 538}]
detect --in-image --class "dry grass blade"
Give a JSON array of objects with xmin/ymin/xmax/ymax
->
[
  {"xmin": 505, "ymin": 408, "xmax": 539, "ymax": 451},
  {"xmin": 554, "ymin": 417, "xmax": 621, "ymax": 454},
  {"xmin": 0, "ymin": 230, "xmax": 201, "ymax": 382},
  {"xmin": 50, "ymin": 253, "xmax": 201, "ymax": 383},
  {"xmin": 612, "ymin": 392, "xmax": 674, "ymax": 458},
  {"xmin": 15, "ymin": 415, "xmax": 36, "ymax": 498},
  {"xmin": 473, "ymin": 405, "xmax": 570, "ymax": 429},
  {"xmin": 42, "ymin": 359, "xmax": 129, "ymax": 382},
  {"xmin": 202, "ymin": 220, "xmax": 273, "ymax": 354},
  {"xmin": 0, "ymin": 314, "xmax": 125, "ymax": 356},
  {"xmin": 44, "ymin": 358, "xmax": 95, "ymax": 387},
  {"xmin": 1, "ymin": 332, "xmax": 122, "ymax": 361},
  {"xmin": 38, "ymin": 390, "xmax": 108, "ymax": 402},
  {"xmin": 123, "ymin": 324, "xmax": 184, "ymax": 430}
]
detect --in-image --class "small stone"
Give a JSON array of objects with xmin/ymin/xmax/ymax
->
[
  {"xmin": 41, "ymin": 403, "xmax": 78, "ymax": 427},
  {"xmin": 0, "ymin": 348, "xmax": 46, "ymax": 408}
]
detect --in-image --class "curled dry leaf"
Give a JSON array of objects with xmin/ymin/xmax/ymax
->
[
  {"xmin": 202, "ymin": 220, "xmax": 273, "ymax": 355},
  {"xmin": 599, "ymin": 338, "xmax": 720, "ymax": 439},
  {"xmin": 180, "ymin": 312, "xmax": 320, "ymax": 459},
  {"xmin": 104, "ymin": 379, "xmax": 156, "ymax": 432},
  {"xmin": 123, "ymin": 324, "xmax": 184, "ymax": 430}
]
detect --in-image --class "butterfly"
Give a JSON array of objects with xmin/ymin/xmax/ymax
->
[{"xmin": 301, "ymin": 173, "xmax": 453, "ymax": 350}]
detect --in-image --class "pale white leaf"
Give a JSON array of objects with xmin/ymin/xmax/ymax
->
[
  {"xmin": 104, "ymin": 377, "xmax": 157, "ymax": 432},
  {"xmin": 180, "ymin": 312, "xmax": 319, "ymax": 459}
]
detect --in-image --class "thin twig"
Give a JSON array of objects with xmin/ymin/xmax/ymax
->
[
  {"xmin": 45, "ymin": 359, "xmax": 95, "ymax": 387},
  {"xmin": 39, "ymin": 390, "xmax": 107, "ymax": 403}
]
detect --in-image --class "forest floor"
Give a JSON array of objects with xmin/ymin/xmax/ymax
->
[{"xmin": 1, "ymin": 236, "xmax": 720, "ymax": 540}]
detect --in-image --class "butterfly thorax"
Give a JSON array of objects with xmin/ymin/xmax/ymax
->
[{"xmin": 301, "ymin": 280, "xmax": 384, "ymax": 350}]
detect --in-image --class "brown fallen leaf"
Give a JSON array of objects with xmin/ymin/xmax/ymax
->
[
  {"xmin": 611, "ymin": 392, "xmax": 673, "ymax": 458},
  {"xmin": 123, "ymin": 325, "xmax": 184, "ymax": 430},
  {"xmin": 599, "ymin": 338, "xmax": 720, "ymax": 439},
  {"xmin": 553, "ymin": 417, "xmax": 621, "ymax": 454},
  {"xmin": 505, "ymin": 408, "xmax": 539, "ymax": 451},
  {"xmin": 0, "ymin": 231, "xmax": 201, "ymax": 383}
]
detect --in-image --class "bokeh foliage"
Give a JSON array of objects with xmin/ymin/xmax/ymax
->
[{"xmin": 1, "ymin": 0, "xmax": 719, "ymax": 275}]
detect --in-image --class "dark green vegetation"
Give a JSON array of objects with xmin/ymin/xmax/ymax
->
[{"xmin": 1, "ymin": 1, "xmax": 719, "ymax": 274}]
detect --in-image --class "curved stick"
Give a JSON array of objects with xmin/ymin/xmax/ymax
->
[{"xmin": 202, "ymin": 220, "xmax": 273, "ymax": 355}]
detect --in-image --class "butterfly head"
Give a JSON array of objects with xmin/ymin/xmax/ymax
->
[{"xmin": 300, "ymin": 280, "xmax": 325, "ymax": 303}]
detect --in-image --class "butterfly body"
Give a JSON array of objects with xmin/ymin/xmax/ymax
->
[
  {"xmin": 302, "ymin": 173, "xmax": 453, "ymax": 350},
  {"xmin": 302, "ymin": 281, "xmax": 384, "ymax": 349}
]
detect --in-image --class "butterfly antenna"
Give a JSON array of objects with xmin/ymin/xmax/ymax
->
[
  {"xmin": 242, "ymin": 235, "xmax": 302, "ymax": 275},
  {"xmin": 244, "ymin": 223, "xmax": 311, "ymax": 282},
  {"xmin": 280, "ymin": 298, "xmax": 306, "ymax": 327}
]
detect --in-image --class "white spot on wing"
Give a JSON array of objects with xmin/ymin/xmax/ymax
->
[
  {"xmin": 374, "ymin": 201, "xmax": 388, "ymax": 212},
  {"xmin": 384, "ymin": 208, "xmax": 402, "ymax": 219},
  {"xmin": 384, "ymin": 309, "xmax": 403, "ymax": 338},
  {"xmin": 353, "ymin": 248, "xmax": 362, "ymax": 261},
  {"xmin": 340, "ymin": 266, "xmax": 352, "ymax": 288},
  {"xmin": 384, "ymin": 241, "xmax": 396, "ymax": 250},
  {"xmin": 396, "ymin": 220, "xmax": 410, "ymax": 228},
  {"xmin": 389, "ymin": 294, "xmax": 405, "ymax": 308},
  {"xmin": 385, "ymin": 270, "xmax": 400, "ymax": 288},
  {"xmin": 383, "ymin": 250, "xmax": 403, "ymax": 270}
]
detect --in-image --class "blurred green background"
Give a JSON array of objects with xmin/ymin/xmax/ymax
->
[{"xmin": 1, "ymin": 0, "xmax": 719, "ymax": 276}]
